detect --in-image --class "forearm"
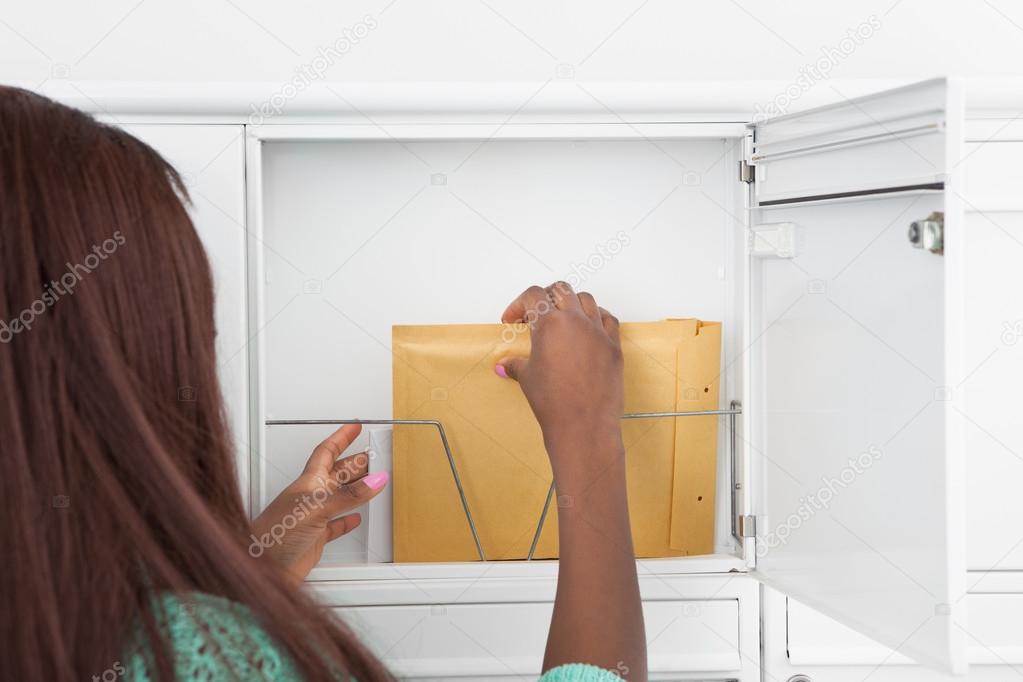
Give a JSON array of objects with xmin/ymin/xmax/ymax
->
[{"xmin": 542, "ymin": 428, "xmax": 647, "ymax": 680}]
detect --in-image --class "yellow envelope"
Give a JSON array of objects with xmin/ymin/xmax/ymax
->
[{"xmin": 392, "ymin": 319, "xmax": 721, "ymax": 562}]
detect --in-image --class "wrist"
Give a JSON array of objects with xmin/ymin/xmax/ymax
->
[
  {"xmin": 543, "ymin": 421, "xmax": 625, "ymax": 485},
  {"xmin": 542, "ymin": 412, "xmax": 621, "ymax": 446}
]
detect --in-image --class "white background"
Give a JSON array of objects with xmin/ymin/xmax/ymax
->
[
  {"xmin": 4, "ymin": 3, "xmax": 1023, "ymax": 678},
  {"xmin": 1, "ymin": 1, "xmax": 1020, "ymax": 88}
]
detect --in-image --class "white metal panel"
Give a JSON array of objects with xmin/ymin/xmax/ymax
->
[
  {"xmin": 752, "ymin": 79, "xmax": 948, "ymax": 205},
  {"xmin": 762, "ymin": 586, "xmax": 1023, "ymax": 682},
  {"xmin": 788, "ymin": 593, "xmax": 1023, "ymax": 666},
  {"xmin": 258, "ymin": 137, "xmax": 734, "ymax": 419},
  {"xmin": 337, "ymin": 599, "xmax": 741, "ymax": 678},
  {"xmin": 26, "ymin": 80, "xmax": 915, "ymax": 124},
  {"xmin": 959, "ymin": 131, "xmax": 1023, "ymax": 572},
  {"xmin": 254, "ymin": 133, "xmax": 745, "ymax": 565},
  {"xmin": 318, "ymin": 573, "xmax": 762, "ymax": 680},
  {"xmin": 367, "ymin": 428, "xmax": 394, "ymax": 563},
  {"xmin": 119, "ymin": 124, "xmax": 250, "ymax": 499},
  {"xmin": 748, "ymin": 79, "xmax": 968, "ymax": 672}
]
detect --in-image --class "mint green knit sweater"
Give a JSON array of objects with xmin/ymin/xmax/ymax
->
[{"xmin": 123, "ymin": 593, "xmax": 622, "ymax": 681}]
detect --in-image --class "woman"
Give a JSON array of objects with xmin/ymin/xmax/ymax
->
[{"xmin": 0, "ymin": 86, "xmax": 646, "ymax": 681}]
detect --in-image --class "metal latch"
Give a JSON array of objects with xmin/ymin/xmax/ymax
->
[
  {"xmin": 908, "ymin": 211, "xmax": 943, "ymax": 255},
  {"xmin": 738, "ymin": 515, "xmax": 757, "ymax": 538},
  {"xmin": 739, "ymin": 159, "xmax": 755, "ymax": 184}
]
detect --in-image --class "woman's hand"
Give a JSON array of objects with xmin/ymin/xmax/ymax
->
[
  {"xmin": 497, "ymin": 282, "xmax": 647, "ymax": 680},
  {"xmin": 249, "ymin": 424, "xmax": 389, "ymax": 586},
  {"xmin": 496, "ymin": 281, "xmax": 624, "ymax": 480}
]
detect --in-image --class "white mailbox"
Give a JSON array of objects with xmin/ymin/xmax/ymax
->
[{"xmin": 94, "ymin": 76, "xmax": 1023, "ymax": 679}]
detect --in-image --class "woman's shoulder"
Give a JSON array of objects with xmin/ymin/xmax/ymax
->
[{"xmin": 122, "ymin": 591, "xmax": 304, "ymax": 681}]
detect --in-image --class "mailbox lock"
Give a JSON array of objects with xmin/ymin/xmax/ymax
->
[{"xmin": 908, "ymin": 211, "xmax": 944, "ymax": 255}]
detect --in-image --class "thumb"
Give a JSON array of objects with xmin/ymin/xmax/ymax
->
[{"xmin": 495, "ymin": 356, "xmax": 527, "ymax": 382}]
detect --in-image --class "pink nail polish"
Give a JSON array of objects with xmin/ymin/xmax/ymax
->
[
  {"xmin": 494, "ymin": 364, "xmax": 508, "ymax": 378},
  {"xmin": 362, "ymin": 471, "xmax": 390, "ymax": 490}
]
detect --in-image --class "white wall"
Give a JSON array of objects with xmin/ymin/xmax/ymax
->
[{"xmin": 1, "ymin": 0, "xmax": 1019, "ymax": 90}]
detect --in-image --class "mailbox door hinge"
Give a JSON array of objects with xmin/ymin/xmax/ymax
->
[
  {"xmin": 738, "ymin": 515, "xmax": 758, "ymax": 538},
  {"xmin": 739, "ymin": 159, "xmax": 755, "ymax": 184}
]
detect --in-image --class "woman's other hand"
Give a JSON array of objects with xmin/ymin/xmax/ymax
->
[{"xmin": 249, "ymin": 424, "xmax": 389, "ymax": 586}]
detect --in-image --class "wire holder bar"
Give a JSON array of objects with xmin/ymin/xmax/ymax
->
[
  {"xmin": 526, "ymin": 405, "xmax": 743, "ymax": 559},
  {"xmin": 267, "ymin": 404, "xmax": 742, "ymax": 563}
]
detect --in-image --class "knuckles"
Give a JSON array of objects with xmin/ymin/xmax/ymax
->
[
  {"xmin": 524, "ymin": 285, "xmax": 547, "ymax": 301},
  {"xmin": 549, "ymin": 280, "xmax": 573, "ymax": 296},
  {"xmin": 336, "ymin": 482, "xmax": 363, "ymax": 500}
]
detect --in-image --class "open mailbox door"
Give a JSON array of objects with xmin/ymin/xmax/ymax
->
[{"xmin": 746, "ymin": 79, "xmax": 967, "ymax": 672}]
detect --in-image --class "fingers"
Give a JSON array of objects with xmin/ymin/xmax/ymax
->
[
  {"xmin": 495, "ymin": 356, "xmax": 527, "ymax": 382},
  {"xmin": 545, "ymin": 281, "xmax": 580, "ymax": 312},
  {"xmin": 331, "ymin": 450, "xmax": 370, "ymax": 484},
  {"xmin": 578, "ymin": 292, "xmax": 600, "ymax": 322},
  {"xmin": 326, "ymin": 513, "xmax": 362, "ymax": 542},
  {"xmin": 304, "ymin": 423, "xmax": 362, "ymax": 474},
  {"xmin": 326, "ymin": 471, "xmax": 389, "ymax": 517},
  {"xmin": 501, "ymin": 285, "xmax": 549, "ymax": 324},
  {"xmin": 599, "ymin": 306, "xmax": 620, "ymax": 344},
  {"xmin": 502, "ymin": 282, "xmax": 606, "ymax": 332},
  {"xmin": 319, "ymin": 423, "xmax": 362, "ymax": 456},
  {"xmin": 501, "ymin": 281, "xmax": 582, "ymax": 325}
]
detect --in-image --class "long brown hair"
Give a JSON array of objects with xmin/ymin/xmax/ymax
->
[{"xmin": 0, "ymin": 87, "xmax": 391, "ymax": 681}]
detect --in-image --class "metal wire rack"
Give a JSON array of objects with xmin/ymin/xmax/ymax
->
[{"xmin": 267, "ymin": 401, "xmax": 741, "ymax": 562}]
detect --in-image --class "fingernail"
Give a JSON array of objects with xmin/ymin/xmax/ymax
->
[
  {"xmin": 362, "ymin": 471, "xmax": 390, "ymax": 490},
  {"xmin": 494, "ymin": 364, "xmax": 508, "ymax": 378}
]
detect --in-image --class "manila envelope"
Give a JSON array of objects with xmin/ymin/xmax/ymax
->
[{"xmin": 392, "ymin": 319, "xmax": 721, "ymax": 562}]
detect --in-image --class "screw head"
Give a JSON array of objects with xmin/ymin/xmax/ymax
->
[{"xmin": 908, "ymin": 221, "xmax": 922, "ymax": 246}]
